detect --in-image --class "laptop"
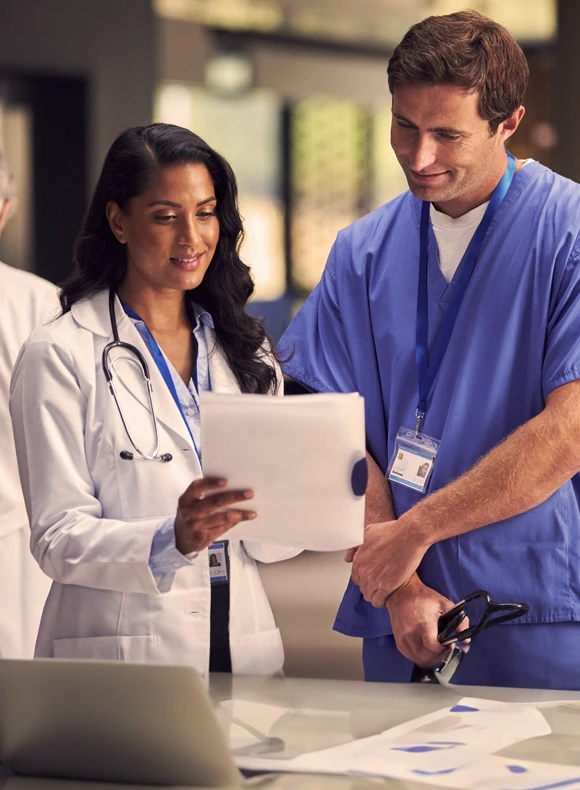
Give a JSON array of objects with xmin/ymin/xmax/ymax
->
[{"xmin": 0, "ymin": 659, "xmax": 243, "ymax": 788}]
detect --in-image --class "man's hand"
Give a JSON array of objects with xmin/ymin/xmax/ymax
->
[
  {"xmin": 351, "ymin": 514, "xmax": 430, "ymax": 607},
  {"xmin": 386, "ymin": 575, "xmax": 457, "ymax": 667}
]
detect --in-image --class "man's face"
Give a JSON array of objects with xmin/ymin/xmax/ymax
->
[{"xmin": 391, "ymin": 83, "xmax": 513, "ymax": 217}]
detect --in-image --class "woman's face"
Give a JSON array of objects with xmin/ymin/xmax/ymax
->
[{"xmin": 107, "ymin": 163, "xmax": 220, "ymax": 293}]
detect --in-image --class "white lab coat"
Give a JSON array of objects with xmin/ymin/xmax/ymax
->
[
  {"xmin": 0, "ymin": 261, "xmax": 57, "ymax": 657},
  {"xmin": 10, "ymin": 288, "xmax": 299, "ymax": 675}
]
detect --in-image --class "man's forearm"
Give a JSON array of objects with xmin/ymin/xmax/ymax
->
[
  {"xmin": 407, "ymin": 380, "xmax": 580, "ymax": 548},
  {"xmin": 344, "ymin": 452, "xmax": 396, "ymax": 562},
  {"xmin": 365, "ymin": 451, "xmax": 396, "ymax": 524}
]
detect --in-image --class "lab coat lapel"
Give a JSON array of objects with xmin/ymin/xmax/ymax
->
[{"xmin": 72, "ymin": 290, "xmax": 196, "ymax": 451}]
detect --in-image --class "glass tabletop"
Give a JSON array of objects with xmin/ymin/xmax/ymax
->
[{"xmin": 209, "ymin": 674, "xmax": 580, "ymax": 789}]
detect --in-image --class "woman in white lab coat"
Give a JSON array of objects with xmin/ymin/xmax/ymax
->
[{"xmin": 10, "ymin": 123, "xmax": 298, "ymax": 675}]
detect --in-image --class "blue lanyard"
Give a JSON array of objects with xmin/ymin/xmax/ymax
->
[
  {"xmin": 415, "ymin": 152, "xmax": 516, "ymax": 434},
  {"xmin": 122, "ymin": 303, "xmax": 202, "ymax": 463}
]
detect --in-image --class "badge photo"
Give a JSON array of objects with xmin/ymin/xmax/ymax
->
[{"xmin": 208, "ymin": 542, "xmax": 228, "ymax": 583}]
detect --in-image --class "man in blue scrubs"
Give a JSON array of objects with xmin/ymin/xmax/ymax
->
[{"xmin": 279, "ymin": 10, "xmax": 580, "ymax": 689}]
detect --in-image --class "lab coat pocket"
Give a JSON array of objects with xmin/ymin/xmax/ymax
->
[
  {"xmin": 232, "ymin": 627, "xmax": 284, "ymax": 676},
  {"xmin": 110, "ymin": 433, "xmax": 199, "ymax": 522},
  {"xmin": 52, "ymin": 635, "xmax": 158, "ymax": 661}
]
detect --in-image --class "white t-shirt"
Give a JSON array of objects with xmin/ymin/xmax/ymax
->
[{"xmin": 431, "ymin": 159, "xmax": 533, "ymax": 283}]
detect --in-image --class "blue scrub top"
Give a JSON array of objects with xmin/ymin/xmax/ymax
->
[{"xmin": 279, "ymin": 161, "xmax": 580, "ymax": 638}]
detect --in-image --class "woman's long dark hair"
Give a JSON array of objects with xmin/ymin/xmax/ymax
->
[{"xmin": 60, "ymin": 123, "xmax": 277, "ymax": 394}]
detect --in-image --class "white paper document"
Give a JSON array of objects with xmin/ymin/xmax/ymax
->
[
  {"xmin": 231, "ymin": 696, "xmax": 580, "ymax": 789},
  {"xmin": 200, "ymin": 392, "xmax": 366, "ymax": 550}
]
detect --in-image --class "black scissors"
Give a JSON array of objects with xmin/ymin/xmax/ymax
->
[{"xmin": 411, "ymin": 589, "xmax": 530, "ymax": 685}]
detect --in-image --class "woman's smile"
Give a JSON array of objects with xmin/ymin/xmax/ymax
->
[{"xmin": 170, "ymin": 253, "xmax": 203, "ymax": 271}]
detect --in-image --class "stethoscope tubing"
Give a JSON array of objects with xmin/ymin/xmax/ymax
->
[{"xmin": 102, "ymin": 287, "xmax": 172, "ymax": 463}]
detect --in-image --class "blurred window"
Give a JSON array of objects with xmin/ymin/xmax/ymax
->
[
  {"xmin": 290, "ymin": 97, "xmax": 366, "ymax": 293},
  {"xmin": 157, "ymin": 83, "xmax": 411, "ymax": 305},
  {"xmin": 155, "ymin": 0, "xmax": 556, "ymax": 47},
  {"xmin": 290, "ymin": 98, "xmax": 408, "ymax": 293},
  {"xmin": 156, "ymin": 83, "xmax": 285, "ymax": 301},
  {"xmin": 154, "ymin": 0, "xmax": 281, "ymax": 32}
]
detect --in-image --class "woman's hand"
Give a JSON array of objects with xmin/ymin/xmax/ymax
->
[{"xmin": 174, "ymin": 477, "xmax": 256, "ymax": 555}]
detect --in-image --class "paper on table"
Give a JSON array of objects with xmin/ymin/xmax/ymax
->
[
  {"xmin": 296, "ymin": 697, "xmax": 551, "ymax": 778},
  {"xmin": 200, "ymin": 392, "xmax": 366, "ymax": 550},
  {"xmin": 232, "ymin": 697, "xmax": 555, "ymax": 787},
  {"xmin": 388, "ymin": 755, "xmax": 580, "ymax": 790}
]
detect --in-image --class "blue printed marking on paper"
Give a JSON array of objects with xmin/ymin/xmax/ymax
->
[
  {"xmin": 392, "ymin": 746, "xmax": 441, "ymax": 753},
  {"xmin": 507, "ymin": 765, "xmax": 528, "ymax": 774},
  {"xmin": 392, "ymin": 741, "xmax": 463, "ymax": 754},
  {"xmin": 503, "ymin": 780, "xmax": 580, "ymax": 790},
  {"xmin": 414, "ymin": 768, "xmax": 458, "ymax": 776},
  {"xmin": 450, "ymin": 704, "xmax": 479, "ymax": 712},
  {"xmin": 351, "ymin": 457, "xmax": 368, "ymax": 497}
]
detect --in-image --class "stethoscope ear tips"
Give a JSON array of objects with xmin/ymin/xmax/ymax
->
[{"xmin": 120, "ymin": 450, "xmax": 134, "ymax": 461}]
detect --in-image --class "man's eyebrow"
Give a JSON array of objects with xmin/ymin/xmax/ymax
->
[
  {"xmin": 431, "ymin": 126, "xmax": 468, "ymax": 136},
  {"xmin": 393, "ymin": 113, "xmax": 468, "ymax": 136},
  {"xmin": 146, "ymin": 196, "xmax": 217, "ymax": 208}
]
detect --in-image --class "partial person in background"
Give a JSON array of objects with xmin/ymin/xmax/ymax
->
[
  {"xmin": 280, "ymin": 11, "xmax": 580, "ymax": 689},
  {"xmin": 11, "ymin": 124, "xmax": 299, "ymax": 674},
  {"xmin": 0, "ymin": 150, "xmax": 56, "ymax": 657}
]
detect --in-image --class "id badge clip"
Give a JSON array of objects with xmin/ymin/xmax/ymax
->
[{"xmin": 387, "ymin": 426, "xmax": 439, "ymax": 493}]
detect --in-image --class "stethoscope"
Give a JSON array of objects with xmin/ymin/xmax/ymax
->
[{"xmin": 102, "ymin": 287, "xmax": 173, "ymax": 463}]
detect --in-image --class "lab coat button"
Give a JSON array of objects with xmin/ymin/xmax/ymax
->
[{"xmin": 186, "ymin": 407, "xmax": 195, "ymax": 416}]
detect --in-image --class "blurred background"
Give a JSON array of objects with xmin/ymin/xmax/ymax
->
[
  {"xmin": 0, "ymin": 0, "xmax": 576, "ymax": 678},
  {"xmin": 1, "ymin": 0, "xmax": 575, "ymax": 336}
]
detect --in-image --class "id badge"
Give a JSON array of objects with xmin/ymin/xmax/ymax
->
[
  {"xmin": 387, "ymin": 427, "xmax": 440, "ymax": 493},
  {"xmin": 208, "ymin": 542, "xmax": 228, "ymax": 585}
]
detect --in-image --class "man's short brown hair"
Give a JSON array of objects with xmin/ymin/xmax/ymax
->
[{"xmin": 387, "ymin": 10, "xmax": 529, "ymax": 134}]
